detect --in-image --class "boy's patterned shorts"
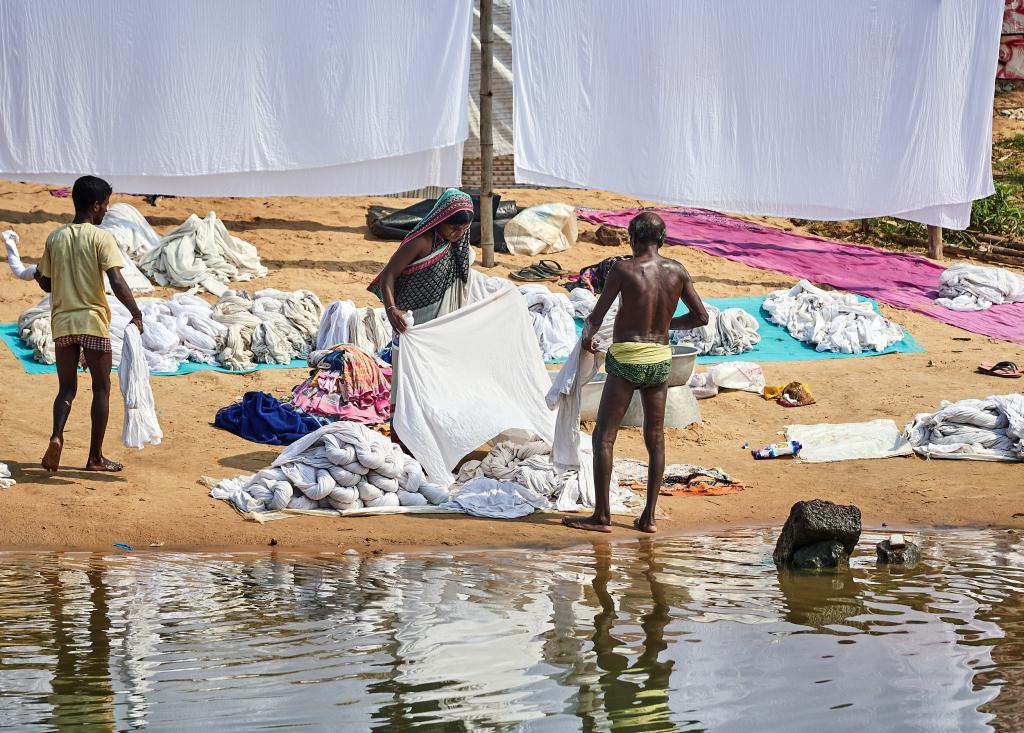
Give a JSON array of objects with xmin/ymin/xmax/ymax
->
[{"xmin": 54, "ymin": 334, "xmax": 112, "ymax": 353}]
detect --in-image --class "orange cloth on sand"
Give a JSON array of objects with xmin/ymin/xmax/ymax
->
[{"xmin": 623, "ymin": 477, "xmax": 745, "ymax": 497}]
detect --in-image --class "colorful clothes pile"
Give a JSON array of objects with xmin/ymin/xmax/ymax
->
[
  {"xmin": 290, "ymin": 345, "xmax": 392, "ymax": 425},
  {"xmin": 563, "ymin": 255, "xmax": 631, "ymax": 294}
]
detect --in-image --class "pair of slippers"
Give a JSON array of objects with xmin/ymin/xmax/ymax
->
[
  {"xmin": 510, "ymin": 260, "xmax": 565, "ymax": 282},
  {"xmin": 978, "ymin": 361, "xmax": 1022, "ymax": 378}
]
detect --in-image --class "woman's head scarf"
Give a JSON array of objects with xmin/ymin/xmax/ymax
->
[{"xmin": 400, "ymin": 188, "xmax": 475, "ymax": 246}]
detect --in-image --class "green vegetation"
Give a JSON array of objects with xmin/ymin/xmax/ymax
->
[{"xmin": 802, "ymin": 136, "xmax": 1024, "ymax": 252}]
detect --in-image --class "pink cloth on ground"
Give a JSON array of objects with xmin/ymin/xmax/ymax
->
[{"xmin": 579, "ymin": 207, "xmax": 1024, "ymax": 345}]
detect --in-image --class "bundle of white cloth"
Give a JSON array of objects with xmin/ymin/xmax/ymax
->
[
  {"xmin": 762, "ymin": 280, "xmax": 905, "ymax": 353},
  {"xmin": 315, "ymin": 300, "xmax": 394, "ymax": 354},
  {"xmin": 4, "ymin": 226, "xmax": 152, "ymax": 293},
  {"xmin": 448, "ymin": 439, "xmax": 634, "ymax": 517},
  {"xmin": 0, "ymin": 463, "xmax": 14, "ymax": 489},
  {"xmin": 568, "ymin": 288, "xmax": 597, "ymax": 319},
  {"xmin": 210, "ymin": 423, "xmax": 449, "ymax": 514},
  {"xmin": 18, "ymin": 288, "xmax": 322, "ymax": 372},
  {"xmin": 904, "ymin": 394, "xmax": 1024, "ymax": 462},
  {"xmin": 687, "ymin": 361, "xmax": 766, "ymax": 399},
  {"xmin": 518, "ymin": 285, "xmax": 577, "ymax": 361},
  {"xmin": 934, "ymin": 263, "xmax": 1024, "ymax": 312},
  {"xmin": 119, "ymin": 323, "xmax": 162, "ymax": 448},
  {"xmin": 671, "ymin": 303, "xmax": 760, "ymax": 356},
  {"xmin": 138, "ymin": 211, "xmax": 267, "ymax": 295},
  {"xmin": 100, "ymin": 203, "xmax": 161, "ymax": 260}
]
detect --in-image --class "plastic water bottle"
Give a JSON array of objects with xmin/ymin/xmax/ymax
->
[{"xmin": 751, "ymin": 440, "xmax": 802, "ymax": 460}]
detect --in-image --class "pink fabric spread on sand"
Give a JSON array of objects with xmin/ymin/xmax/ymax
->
[{"xmin": 580, "ymin": 207, "xmax": 1024, "ymax": 345}]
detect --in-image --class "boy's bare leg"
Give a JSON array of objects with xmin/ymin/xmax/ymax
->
[
  {"xmin": 563, "ymin": 373, "xmax": 634, "ymax": 533},
  {"xmin": 81, "ymin": 348, "xmax": 122, "ymax": 472},
  {"xmin": 42, "ymin": 344, "xmax": 80, "ymax": 472},
  {"xmin": 635, "ymin": 381, "xmax": 669, "ymax": 533}
]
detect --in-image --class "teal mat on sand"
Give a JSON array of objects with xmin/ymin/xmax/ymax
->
[
  {"xmin": 568, "ymin": 294, "xmax": 923, "ymax": 364},
  {"xmin": 3, "ymin": 293, "xmax": 922, "ymax": 375},
  {"xmin": 0, "ymin": 323, "xmax": 309, "ymax": 376}
]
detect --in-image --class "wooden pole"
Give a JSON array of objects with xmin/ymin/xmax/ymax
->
[
  {"xmin": 926, "ymin": 224, "xmax": 943, "ymax": 260},
  {"xmin": 479, "ymin": 0, "xmax": 495, "ymax": 268}
]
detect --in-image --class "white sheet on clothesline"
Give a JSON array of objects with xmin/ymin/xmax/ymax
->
[
  {"xmin": 511, "ymin": 0, "xmax": 1000, "ymax": 229},
  {"xmin": 0, "ymin": 0, "xmax": 471, "ymax": 196}
]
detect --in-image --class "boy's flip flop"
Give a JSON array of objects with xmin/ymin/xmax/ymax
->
[
  {"xmin": 510, "ymin": 266, "xmax": 557, "ymax": 282},
  {"xmin": 977, "ymin": 361, "xmax": 1022, "ymax": 378}
]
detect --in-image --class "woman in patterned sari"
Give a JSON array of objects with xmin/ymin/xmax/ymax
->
[{"xmin": 369, "ymin": 188, "xmax": 475, "ymax": 335}]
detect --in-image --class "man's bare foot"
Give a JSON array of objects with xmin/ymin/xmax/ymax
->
[
  {"xmin": 84, "ymin": 457, "xmax": 123, "ymax": 472},
  {"xmin": 562, "ymin": 516, "xmax": 612, "ymax": 533},
  {"xmin": 633, "ymin": 516, "xmax": 657, "ymax": 534},
  {"xmin": 41, "ymin": 438, "xmax": 63, "ymax": 472}
]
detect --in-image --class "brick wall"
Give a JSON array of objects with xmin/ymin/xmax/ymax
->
[{"xmin": 461, "ymin": 154, "xmax": 521, "ymax": 187}]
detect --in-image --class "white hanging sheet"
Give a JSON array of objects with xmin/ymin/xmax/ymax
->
[
  {"xmin": 0, "ymin": 0, "xmax": 471, "ymax": 196},
  {"xmin": 392, "ymin": 287, "xmax": 555, "ymax": 487},
  {"xmin": 511, "ymin": 0, "xmax": 1001, "ymax": 229}
]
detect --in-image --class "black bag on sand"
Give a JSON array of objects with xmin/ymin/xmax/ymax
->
[{"xmin": 365, "ymin": 189, "xmax": 518, "ymax": 252}]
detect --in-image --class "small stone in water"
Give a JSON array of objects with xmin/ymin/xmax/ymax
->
[{"xmin": 269, "ymin": 538, "xmax": 278, "ymax": 546}]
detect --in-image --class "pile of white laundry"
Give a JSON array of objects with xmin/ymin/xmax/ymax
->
[
  {"xmin": 518, "ymin": 285, "xmax": 577, "ymax": 361},
  {"xmin": 672, "ymin": 303, "xmax": 760, "ymax": 356},
  {"xmin": 904, "ymin": 394, "xmax": 1024, "ymax": 462},
  {"xmin": 448, "ymin": 440, "xmax": 634, "ymax": 517},
  {"xmin": 138, "ymin": 211, "xmax": 267, "ymax": 295},
  {"xmin": 687, "ymin": 361, "xmax": 766, "ymax": 400},
  {"xmin": 18, "ymin": 288, "xmax": 322, "ymax": 373},
  {"xmin": 316, "ymin": 300, "xmax": 394, "ymax": 354},
  {"xmin": 98, "ymin": 203, "xmax": 160, "ymax": 292},
  {"xmin": 0, "ymin": 463, "xmax": 14, "ymax": 489},
  {"xmin": 210, "ymin": 423, "xmax": 450, "ymax": 515},
  {"xmin": 934, "ymin": 263, "xmax": 1024, "ymax": 312},
  {"xmin": 316, "ymin": 281, "xmax": 575, "ymax": 362},
  {"xmin": 568, "ymin": 288, "xmax": 598, "ymax": 319},
  {"xmin": 101, "ymin": 203, "xmax": 162, "ymax": 260},
  {"xmin": 4, "ymin": 226, "xmax": 152, "ymax": 293},
  {"xmin": 762, "ymin": 280, "xmax": 905, "ymax": 353}
]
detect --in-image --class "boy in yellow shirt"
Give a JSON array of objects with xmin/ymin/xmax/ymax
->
[{"xmin": 36, "ymin": 176, "xmax": 144, "ymax": 473}]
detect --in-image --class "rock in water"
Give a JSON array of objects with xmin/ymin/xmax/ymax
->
[
  {"xmin": 791, "ymin": 540, "xmax": 850, "ymax": 569},
  {"xmin": 773, "ymin": 499, "xmax": 862, "ymax": 567},
  {"xmin": 876, "ymin": 539, "xmax": 921, "ymax": 565}
]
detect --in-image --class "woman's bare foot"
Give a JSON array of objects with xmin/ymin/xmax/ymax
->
[
  {"xmin": 562, "ymin": 516, "xmax": 612, "ymax": 533},
  {"xmin": 84, "ymin": 457, "xmax": 123, "ymax": 472},
  {"xmin": 633, "ymin": 515, "xmax": 657, "ymax": 534},
  {"xmin": 41, "ymin": 438, "xmax": 63, "ymax": 472}
]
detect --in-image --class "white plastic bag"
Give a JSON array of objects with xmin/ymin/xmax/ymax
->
[
  {"xmin": 504, "ymin": 203, "xmax": 578, "ymax": 256},
  {"xmin": 707, "ymin": 362, "xmax": 765, "ymax": 393}
]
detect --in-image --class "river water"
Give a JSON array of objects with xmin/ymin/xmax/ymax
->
[{"xmin": 1, "ymin": 528, "xmax": 1022, "ymax": 731}]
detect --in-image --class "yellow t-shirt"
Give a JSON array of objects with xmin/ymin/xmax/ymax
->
[{"xmin": 38, "ymin": 223, "xmax": 123, "ymax": 339}]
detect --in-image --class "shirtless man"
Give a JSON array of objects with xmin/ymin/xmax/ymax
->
[{"xmin": 564, "ymin": 212, "xmax": 708, "ymax": 534}]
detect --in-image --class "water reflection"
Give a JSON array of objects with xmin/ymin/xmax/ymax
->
[{"xmin": 0, "ymin": 529, "xmax": 1021, "ymax": 731}]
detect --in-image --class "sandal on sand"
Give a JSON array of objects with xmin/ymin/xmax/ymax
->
[
  {"xmin": 510, "ymin": 266, "xmax": 557, "ymax": 282},
  {"xmin": 978, "ymin": 361, "xmax": 1022, "ymax": 378},
  {"xmin": 535, "ymin": 259, "xmax": 566, "ymax": 276}
]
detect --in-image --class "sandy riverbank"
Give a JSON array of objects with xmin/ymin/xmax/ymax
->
[{"xmin": 0, "ymin": 179, "xmax": 1021, "ymax": 553}]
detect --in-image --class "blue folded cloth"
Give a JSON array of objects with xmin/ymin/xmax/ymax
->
[{"xmin": 214, "ymin": 391, "xmax": 322, "ymax": 446}]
